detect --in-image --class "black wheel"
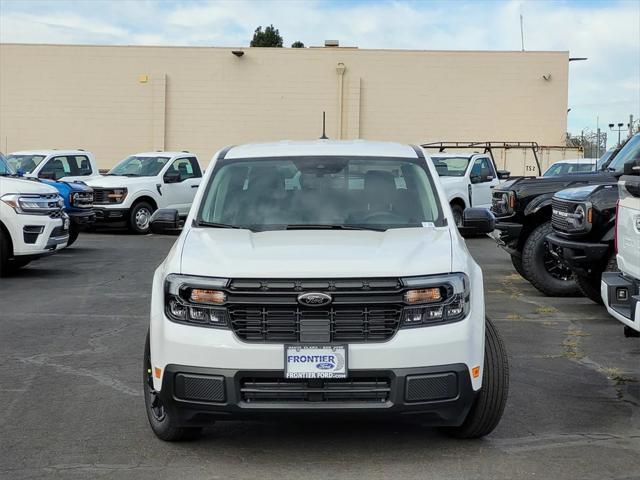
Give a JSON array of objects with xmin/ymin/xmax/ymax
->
[
  {"xmin": 143, "ymin": 331, "xmax": 203, "ymax": 441},
  {"xmin": 129, "ymin": 201, "xmax": 154, "ymax": 234},
  {"xmin": 445, "ymin": 317, "xmax": 509, "ymax": 439},
  {"xmin": 67, "ymin": 224, "xmax": 79, "ymax": 247},
  {"xmin": 0, "ymin": 228, "xmax": 12, "ymax": 278},
  {"xmin": 451, "ymin": 204, "xmax": 464, "ymax": 228},
  {"xmin": 575, "ymin": 253, "xmax": 618, "ymax": 305},
  {"xmin": 521, "ymin": 221, "xmax": 580, "ymax": 296},
  {"xmin": 510, "ymin": 254, "xmax": 528, "ymax": 280}
]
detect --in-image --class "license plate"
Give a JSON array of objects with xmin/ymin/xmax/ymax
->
[{"xmin": 285, "ymin": 345, "xmax": 347, "ymax": 379}]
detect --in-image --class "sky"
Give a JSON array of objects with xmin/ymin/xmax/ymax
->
[{"xmin": 0, "ymin": 0, "xmax": 638, "ymax": 139}]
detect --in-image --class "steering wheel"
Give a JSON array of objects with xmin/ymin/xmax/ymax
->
[{"xmin": 361, "ymin": 211, "xmax": 406, "ymax": 224}]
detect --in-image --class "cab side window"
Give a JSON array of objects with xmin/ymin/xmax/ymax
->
[
  {"xmin": 168, "ymin": 157, "xmax": 201, "ymax": 182},
  {"xmin": 39, "ymin": 155, "xmax": 91, "ymax": 180},
  {"xmin": 470, "ymin": 157, "xmax": 495, "ymax": 183}
]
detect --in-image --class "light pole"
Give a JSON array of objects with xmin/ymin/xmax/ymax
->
[{"xmin": 609, "ymin": 122, "xmax": 626, "ymax": 146}]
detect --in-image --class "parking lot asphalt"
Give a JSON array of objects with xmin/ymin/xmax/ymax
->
[{"xmin": 1, "ymin": 233, "xmax": 638, "ymax": 480}]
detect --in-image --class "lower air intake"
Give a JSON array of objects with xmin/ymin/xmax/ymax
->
[{"xmin": 405, "ymin": 372, "xmax": 458, "ymax": 402}]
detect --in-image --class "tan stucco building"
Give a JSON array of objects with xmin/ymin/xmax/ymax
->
[{"xmin": 0, "ymin": 43, "xmax": 577, "ymax": 174}]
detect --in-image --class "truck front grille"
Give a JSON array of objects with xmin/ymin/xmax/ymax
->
[
  {"xmin": 551, "ymin": 198, "xmax": 575, "ymax": 232},
  {"xmin": 226, "ymin": 278, "xmax": 404, "ymax": 343},
  {"xmin": 240, "ymin": 377, "xmax": 391, "ymax": 403},
  {"xmin": 92, "ymin": 188, "xmax": 108, "ymax": 204}
]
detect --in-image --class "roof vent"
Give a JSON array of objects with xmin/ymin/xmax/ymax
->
[{"xmin": 324, "ymin": 40, "xmax": 339, "ymax": 47}]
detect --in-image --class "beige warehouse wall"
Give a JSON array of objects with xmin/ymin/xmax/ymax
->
[{"xmin": 0, "ymin": 44, "xmax": 569, "ymax": 169}]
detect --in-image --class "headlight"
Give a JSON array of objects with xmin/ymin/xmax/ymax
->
[
  {"xmin": 1, "ymin": 193, "xmax": 64, "ymax": 215},
  {"xmin": 107, "ymin": 188, "xmax": 127, "ymax": 203},
  {"xmin": 566, "ymin": 203, "xmax": 593, "ymax": 231},
  {"xmin": 400, "ymin": 273, "xmax": 470, "ymax": 327},
  {"xmin": 493, "ymin": 191, "xmax": 516, "ymax": 215},
  {"xmin": 70, "ymin": 192, "xmax": 94, "ymax": 207},
  {"xmin": 164, "ymin": 274, "xmax": 230, "ymax": 328}
]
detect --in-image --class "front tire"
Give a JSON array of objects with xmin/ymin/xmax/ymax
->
[
  {"xmin": 129, "ymin": 201, "xmax": 154, "ymax": 235},
  {"xmin": 67, "ymin": 224, "xmax": 79, "ymax": 247},
  {"xmin": 143, "ymin": 331, "xmax": 202, "ymax": 441},
  {"xmin": 521, "ymin": 221, "xmax": 580, "ymax": 296},
  {"xmin": 0, "ymin": 228, "xmax": 12, "ymax": 277},
  {"xmin": 575, "ymin": 253, "xmax": 618, "ymax": 305},
  {"xmin": 510, "ymin": 254, "xmax": 528, "ymax": 280},
  {"xmin": 451, "ymin": 204, "xmax": 464, "ymax": 228},
  {"xmin": 445, "ymin": 317, "xmax": 509, "ymax": 439}
]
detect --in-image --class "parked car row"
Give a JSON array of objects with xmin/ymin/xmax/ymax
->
[{"xmin": 489, "ymin": 133, "xmax": 640, "ymax": 337}]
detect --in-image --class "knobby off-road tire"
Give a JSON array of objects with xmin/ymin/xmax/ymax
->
[
  {"xmin": 521, "ymin": 221, "xmax": 580, "ymax": 297},
  {"xmin": 575, "ymin": 253, "xmax": 618, "ymax": 305},
  {"xmin": 445, "ymin": 317, "xmax": 509, "ymax": 439},
  {"xmin": 143, "ymin": 331, "xmax": 203, "ymax": 441}
]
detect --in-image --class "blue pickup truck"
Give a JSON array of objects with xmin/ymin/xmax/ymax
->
[{"xmin": 40, "ymin": 179, "xmax": 95, "ymax": 246}]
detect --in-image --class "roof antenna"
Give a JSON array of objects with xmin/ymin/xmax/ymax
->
[{"xmin": 319, "ymin": 111, "xmax": 328, "ymax": 139}]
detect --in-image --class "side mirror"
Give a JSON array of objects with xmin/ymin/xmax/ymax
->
[
  {"xmin": 459, "ymin": 208, "xmax": 495, "ymax": 235},
  {"xmin": 164, "ymin": 171, "xmax": 181, "ymax": 184},
  {"xmin": 623, "ymin": 160, "xmax": 640, "ymax": 176},
  {"xmin": 470, "ymin": 174, "xmax": 482, "ymax": 184},
  {"xmin": 497, "ymin": 170, "xmax": 510, "ymax": 180},
  {"xmin": 149, "ymin": 209, "xmax": 181, "ymax": 235}
]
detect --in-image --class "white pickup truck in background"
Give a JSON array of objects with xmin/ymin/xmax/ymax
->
[
  {"xmin": 429, "ymin": 153, "xmax": 509, "ymax": 226},
  {"xmin": 601, "ymin": 160, "xmax": 640, "ymax": 337},
  {"xmin": 85, "ymin": 151, "xmax": 203, "ymax": 234},
  {"xmin": 6, "ymin": 150, "xmax": 101, "ymax": 181}
]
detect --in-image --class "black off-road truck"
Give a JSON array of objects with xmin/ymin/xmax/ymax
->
[
  {"xmin": 490, "ymin": 137, "xmax": 633, "ymax": 297},
  {"xmin": 547, "ymin": 134, "xmax": 640, "ymax": 303}
]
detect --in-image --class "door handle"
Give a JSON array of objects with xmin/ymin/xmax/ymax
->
[{"xmin": 191, "ymin": 185, "xmax": 199, "ymax": 188}]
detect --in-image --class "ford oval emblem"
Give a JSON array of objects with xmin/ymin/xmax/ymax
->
[
  {"xmin": 316, "ymin": 362, "xmax": 335, "ymax": 370},
  {"xmin": 297, "ymin": 292, "xmax": 332, "ymax": 307}
]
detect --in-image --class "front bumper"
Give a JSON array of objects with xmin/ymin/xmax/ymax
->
[
  {"xmin": 1, "ymin": 207, "xmax": 69, "ymax": 257},
  {"xmin": 601, "ymin": 272, "xmax": 640, "ymax": 332},
  {"xmin": 492, "ymin": 221, "xmax": 522, "ymax": 254},
  {"xmin": 68, "ymin": 210, "xmax": 96, "ymax": 227},
  {"xmin": 157, "ymin": 363, "xmax": 475, "ymax": 426},
  {"xmin": 547, "ymin": 233, "xmax": 611, "ymax": 276},
  {"xmin": 93, "ymin": 207, "xmax": 128, "ymax": 226}
]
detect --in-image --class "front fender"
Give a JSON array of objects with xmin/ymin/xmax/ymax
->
[
  {"xmin": 123, "ymin": 188, "xmax": 162, "ymax": 208},
  {"xmin": 524, "ymin": 194, "xmax": 554, "ymax": 217}
]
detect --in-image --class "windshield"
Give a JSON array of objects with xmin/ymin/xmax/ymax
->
[
  {"xmin": 606, "ymin": 134, "xmax": 640, "ymax": 173},
  {"xmin": 431, "ymin": 156, "xmax": 470, "ymax": 177},
  {"xmin": 6, "ymin": 154, "xmax": 46, "ymax": 173},
  {"xmin": 0, "ymin": 154, "xmax": 15, "ymax": 175},
  {"xmin": 108, "ymin": 156, "xmax": 170, "ymax": 176},
  {"xmin": 543, "ymin": 161, "xmax": 596, "ymax": 177},
  {"xmin": 596, "ymin": 148, "xmax": 615, "ymax": 170},
  {"xmin": 197, "ymin": 156, "xmax": 444, "ymax": 231}
]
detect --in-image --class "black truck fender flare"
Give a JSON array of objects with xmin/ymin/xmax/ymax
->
[
  {"xmin": 524, "ymin": 194, "xmax": 554, "ymax": 217},
  {"xmin": 601, "ymin": 225, "xmax": 616, "ymax": 243}
]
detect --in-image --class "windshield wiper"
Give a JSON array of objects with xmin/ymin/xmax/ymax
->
[
  {"xmin": 194, "ymin": 220, "xmax": 245, "ymax": 229},
  {"xmin": 106, "ymin": 173, "xmax": 140, "ymax": 176},
  {"xmin": 285, "ymin": 224, "xmax": 387, "ymax": 231}
]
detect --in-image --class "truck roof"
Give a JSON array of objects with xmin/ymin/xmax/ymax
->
[
  {"xmin": 10, "ymin": 149, "xmax": 91, "ymax": 156},
  {"xmin": 131, "ymin": 151, "xmax": 197, "ymax": 157},
  {"xmin": 224, "ymin": 140, "xmax": 419, "ymax": 159}
]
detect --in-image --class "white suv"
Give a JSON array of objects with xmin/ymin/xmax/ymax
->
[
  {"xmin": 0, "ymin": 155, "xmax": 69, "ymax": 276},
  {"xmin": 144, "ymin": 140, "xmax": 509, "ymax": 441},
  {"xmin": 601, "ymin": 155, "xmax": 640, "ymax": 337},
  {"xmin": 85, "ymin": 152, "xmax": 203, "ymax": 234}
]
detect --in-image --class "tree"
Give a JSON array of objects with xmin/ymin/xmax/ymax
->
[
  {"xmin": 566, "ymin": 129, "xmax": 607, "ymax": 158},
  {"xmin": 291, "ymin": 41, "xmax": 305, "ymax": 48},
  {"xmin": 250, "ymin": 25, "xmax": 283, "ymax": 47}
]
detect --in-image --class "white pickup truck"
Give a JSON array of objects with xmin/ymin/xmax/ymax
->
[
  {"xmin": 429, "ymin": 153, "xmax": 509, "ymax": 226},
  {"xmin": 0, "ymin": 154, "xmax": 69, "ymax": 276},
  {"xmin": 601, "ymin": 156, "xmax": 640, "ymax": 337},
  {"xmin": 85, "ymin": 151, "xmax": 203, "ymax": 234},
  {"xmin": 7, "ymin": 150, "xmax": 101, "ymax": 181}
]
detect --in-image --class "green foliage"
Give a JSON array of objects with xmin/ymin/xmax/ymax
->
[
  {"xmin": 291, "ymin": 41, "xmax": 305, "ymax": 48},
  {"xmin": 250, "ymin": 25, "xmax": 283, "ymax": 47}
]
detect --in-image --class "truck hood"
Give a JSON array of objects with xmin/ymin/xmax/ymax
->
[
  {"xmin": 179, "ymin": 227, "xmax": 453, "ymax": 278},
  {"xmin": 41, "ymin": 179, "xmax": 93, "ymax": 193},
  {"xmin": 0, "ymin": 176, "xmax": 59, "ymax": 195},
  {"xmin": 554, "ymin": 184, "xmax": 614, "ymax": 202},
  {"xmin": 85, "ymin": 175, "xmax": 156, "ymax": 188},
  {"xmin": 497, "ymin": 172, "xmax": 616, "ymax": 195}
]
